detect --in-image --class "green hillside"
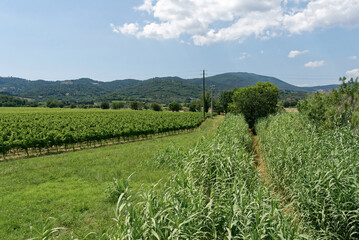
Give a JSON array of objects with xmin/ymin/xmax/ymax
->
[
  {"xmin": 106, "ymin": 77, "xmax": 202, "ymax": 103},
  {"xmin": 0, "ymin": 73, "xmax": 339, "ymax": 104}
]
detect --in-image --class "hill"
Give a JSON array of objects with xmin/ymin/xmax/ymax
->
[
  {"xmin": 0, "ymin": 73, "xmax": 340, "ymax": 104},
  {"xmin": 187, "ymin": 72, "xmax": 306, "ymax": 91}
]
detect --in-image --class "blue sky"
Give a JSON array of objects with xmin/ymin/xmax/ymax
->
[{"xmin": 0, "ymin": 0, "xmax": 359, "ymax": 86}]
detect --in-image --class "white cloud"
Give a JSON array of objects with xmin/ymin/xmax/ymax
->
[
  {"xmin": 112, "ymin": 0, "xmax": 359, "ymax": 45},
  {"xmin": 346, "ymin": 69, "xmax": 359, "ymax": 78},
  {"xmin": 283, "ymin": 0, "xmax": 359, "ymax": 34},
  {"xmin": 135, "ymin": 0, "xmax": 154, "ymax": 13},
  {"xmin": 238, "ymin": 52, "xmax": 251, "ymax": 60},
  {"xmin": 304, "ymin": 60, "xmax": 325, "ymax": 68},
  {"xmin": 111, "ymin": 23, "xmax": 139, "ymax": 35},
  {"xmin": 288, "ymin": 50, "xmax": 309, "ymax": 58},
  {"xmin": 349, "ymin": 56, "xmax": 358, "ymax": 60}
]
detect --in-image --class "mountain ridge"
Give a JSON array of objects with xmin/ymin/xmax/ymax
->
[{"xmin": 0, "ymin": 72, "xmax": 340, "ymax": 104}]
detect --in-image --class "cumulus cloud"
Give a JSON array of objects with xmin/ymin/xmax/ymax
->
[
  {"xmin": 304, "ymin": 60, "xmax": 325, "ymax": 68},
  {"xmin": 349, "ymin": 56, "xmax": 358, "ymax": 60},
  {"xmin": 346, "ymin": 69, "xmax": 359, "ymax": 78},
  {"xmin": 112, "ymin": 0, "xmax": 359, "ymax": 45},
  {"xmin": 288, "ymin": 50, "xmax": 309, "ymax": 58}
]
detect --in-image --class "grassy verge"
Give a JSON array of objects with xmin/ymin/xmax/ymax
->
[{"xmin": 0, "ymin": 116, "xmax": 223, "ymax": 239}]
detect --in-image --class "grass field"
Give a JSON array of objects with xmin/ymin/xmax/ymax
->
[{"xmin": 0, "ymin": 115, "xmax": 223, "ymax": 239}]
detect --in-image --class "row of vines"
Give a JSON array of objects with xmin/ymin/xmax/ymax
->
[
  {"xmin": 103, "ymin": 114, "xmax": 305, "ymax": 239},
  {"xmin": 0, "ymin": 110, "xmax": 203, "ymax": 159},
  {"xmin": 256, "ymin": 113, "xmax": 359, "ymax": 239}
]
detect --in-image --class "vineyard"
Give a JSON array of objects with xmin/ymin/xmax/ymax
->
[{"xmin": 0, "ymin": 109, "xmax": 203, "ymax": 159}]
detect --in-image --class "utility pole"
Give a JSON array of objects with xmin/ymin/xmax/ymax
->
[
  {"xmin": 202, "ymin": 70, "xmax": 206, "ymax": 121},
  {"xmin": 211, "ymin": 85, "xmax": 214, "ymax": 119}
]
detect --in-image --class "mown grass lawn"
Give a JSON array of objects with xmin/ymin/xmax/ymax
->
[{"xmin": 0, "ymin": 116, "xmax": 223, "ymax": 239}]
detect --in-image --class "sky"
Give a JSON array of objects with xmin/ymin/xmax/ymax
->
[{"xmin": 0, "ymin": 0, "xmax": 359, "ymax": 86}]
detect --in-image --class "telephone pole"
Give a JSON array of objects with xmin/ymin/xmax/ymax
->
[
  {"xmin": 202, "ymin": 70, "xmax": 206, "ymax": 120},
  {"xmin": 211, "ymin": 85, "xmax": 214, "ymax": 119}
]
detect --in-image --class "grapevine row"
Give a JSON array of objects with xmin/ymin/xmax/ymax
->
[{"xmin": 0, "ymin": 110, "xmax": 203, "ymax": 159}]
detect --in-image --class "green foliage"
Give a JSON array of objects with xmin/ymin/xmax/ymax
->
[
  {"xmin": 105, "ymin": 178, "xmax": 130, "ymax": 203},
  {"xmin": 218, "ymin": 90, "xmax": 233, "ymax": 113},
  {"xmin": 110, "ymin": 77, "xmax": 202, "ymax": 104},
  {"xmin": 106, "ymin": 115, "xmax": 305, "ymax": 239},
  {"xmin": 230, "ymin": 82, "xmax": 279, "ymax": 127},
  {"xmin": 298, "ymin": 77, "xmax": 359, "ymax": 128},
  {"xmin": 70, "ymin": 103, "xmax": 77, "ymax": 109},
  {"xmin": 110, "ymin": 101, "xmax": 124, "ymax": 110},
  {"xmin": 46, "ymin": 99, "xmax": 60, "ymax": 108},
  {"xmin": 28, "ymin": 217, "xmax": 65, "ymax": 240},
  {"xmin": 189, "ymin": 100, "xmax": 201, "ymax": 112},
  {"xmin": 150, "ymin": 102, "xmax": 162, "ymax": 111},
  {"xmin": 130, "ymin": 101, "xmax": 141, "ymax": 110},
  {"xmin": 0, "ymin": 115, "xmax": 222, "ymax": 239},
  {"xmin": 0, "ymin": 110, "xmax": 203, "ymax": 158},
  {"xmin": 257, "ymin": 113, "xmax": 359, "ymax": 239},
  {"xmin": 0, "ymin": 94, "xmax": 37, "ymax": 107},
  {"xmin": 200, "ymin": 91, "xmax": 211, "ymax": 113},
  {"xmin": 100, "ymin": 102, "xmax": 110, "ymax": 109},
  {"xmin": 168, "ymin": 101, "xmax": 182, "ymax": 112}
]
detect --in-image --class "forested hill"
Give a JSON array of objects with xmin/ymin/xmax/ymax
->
[{"xmin": 0, "ymin": 73, "xmax": 339, "ymax": 103}]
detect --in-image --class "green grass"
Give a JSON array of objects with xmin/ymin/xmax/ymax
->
[
  {"xmin": 0, "ymin": 116, "xmax": 223, "ymax": 239},
  {"xmin": 256, "ymin": 113, "xmax": 359, "ymax": 239}
]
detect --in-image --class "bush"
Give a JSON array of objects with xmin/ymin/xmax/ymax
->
[
  {"xmin": 298, "ymin": 77, "xmax": 359, "ymax": 128},
  {"xmin": 70, "ymin": 103, "xmax": 77, "ymax": 109},
  {"xmin": 219, "ymin": 90, "xmax": 233, "ymax": 113},
  {"xmin": 168, "ymin": 102, "xmax": 182, "ymax": 112},
  {"xmin": 100, "ymin": 102, "xmax": 110, "ymax": 109},
  {"xmin": 111, "ymin": 101, "xmax": 124, "ymax": 110},
  {"xmin": 130, "ymin": 101, "xmax": 141, "ymax": 110},
  {"xmin": 150, "ymin": 102, "xmax": 162, "ymax": 111},
  {"xmin": 230, "ymin": 82, "xmax": 279, "ymax": 127},
  {"xmin": 46, "ymin": 99, "xmax": 60, "ymax": 108}
]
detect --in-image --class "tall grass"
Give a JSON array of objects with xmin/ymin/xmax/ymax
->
[
  {"xmin": 256, "ymin": 113, "xmax": 359, "ymax": 239},
  {"xmin": 106, "ymin": 114, "xmax": 306, "ymax": 239}
]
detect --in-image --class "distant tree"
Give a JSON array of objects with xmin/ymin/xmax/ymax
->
[
  {"xmin": 189, "ymin": 101, "xmax": 198, "ymax": 112},
  {"xmin": 111, "ymin": 101, "xmax": 124, "ymax": 110},
  {"xmin": 200, "ymin": 91, "xmax": 211, "ymax": 113},
  {"xmin": 168, "ymin": 102, "xmax": 182, "ymax": 112},
  {"xmin": 46, "ymin": 99, "xmax": 59, "ymax": 108},
  {"xmin": 213, "ymin": 100, "xmax": 224, "ymax": 115},
  {"xmin": 150, "ymin": 102, "xmax": 162, "ymax": 111},
  {"xmin": 100, "ymin": 102, "xmax": 110, "ymax": 109},
  {"xmin": 130, "ymin": 101, "xmax": 141, "ymax": 110},
  {"xmin": 58, "ymin": 101, "xmax": 65, "ymax": 108},
  {"xmin": 219, "ymin": 90, "xmax": 234, "ymax": 113},
  {"xmin": 70, "ymin": 103, "xmax": 77, "ymax": 109},
  {"xmin": 231, "ymin": 82, "xmax": 279, "ymax": 127},
  {"xmin": 143, "ymin": 103, "xmax": 149, "ymax": 110}
]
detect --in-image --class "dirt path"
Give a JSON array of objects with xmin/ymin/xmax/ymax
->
[
  {"xmin": 250, "ymin": 130, "xmax": 296, "ymax": 215},
  {"xmin": 251, "ymin": 131, "xmax": 270, "ymax": 184}
]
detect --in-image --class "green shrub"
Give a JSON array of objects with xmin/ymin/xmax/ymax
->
[
  {"xmin": 168, "ymin": 102, "xmax": 182, "ymax": 112},
  {"xmin": 230, "ymin": 82, "xmax": 279, "ymax": 127},
  {"xmin": 298, "ymin": 77, "xmax": 359, "ymax": 128}
]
